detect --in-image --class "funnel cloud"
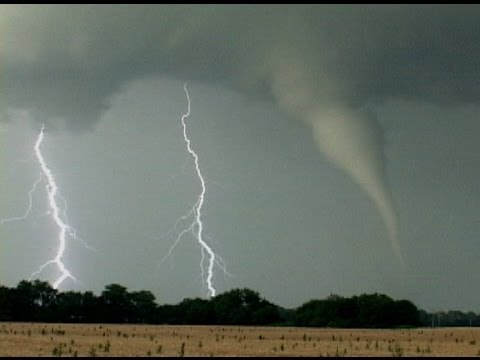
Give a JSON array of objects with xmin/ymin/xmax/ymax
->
[
  {"xmin": 310, "ymin": 107, "xmax": 402, "ymax": 265},
  {"xmin": 2, "ymin": 5, "xmax": 480, "ymax": 307}
]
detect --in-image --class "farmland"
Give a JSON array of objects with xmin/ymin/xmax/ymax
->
[{"xmin": 1, "ymin": 322, "xmax": 480, "ymax": 357}]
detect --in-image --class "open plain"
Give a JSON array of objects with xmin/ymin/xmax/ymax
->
[{"xmin": 1, "ymin": 322, "xmax": 480, "ymax": 357}]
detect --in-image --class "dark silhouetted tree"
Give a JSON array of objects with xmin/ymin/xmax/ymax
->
[
  {"xmin": 0, "ymin": 281, "xmax": 426, "ymax": 327},
  {"xmin": 0, "ymin": 285, "xmax": 14, "ymax": 321},
  {"xmin": 130, "ymin": 290, "xmax": 157, "ymax": 324},
  {"xmin": 56, "ymin": 291, "xmax": 84, "ymax": 323},
  {"xmin": 100, "ymin": 284, "xmax": 133, "ymax": 323},
  {"xmin": 212, "ymin": 288, "xmax": 281, "ymax": 325}
]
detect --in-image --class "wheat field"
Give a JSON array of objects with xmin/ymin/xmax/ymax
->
[{"xmin": 1, "ymin": 322, "xmax": 480, "ymax": 357}]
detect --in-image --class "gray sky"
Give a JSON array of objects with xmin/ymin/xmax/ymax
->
[{"xmin": 1, "ymin": 5, "xmax": 480, "ymax": 311}]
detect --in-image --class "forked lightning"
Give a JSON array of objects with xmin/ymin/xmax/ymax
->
[
  {"xmin": 1, "ymin": 125, "xmax": 86, "ymax": 289},
  {"xmin": 160, "ymin": 84, "xmax": 227, "ymax": 298}
]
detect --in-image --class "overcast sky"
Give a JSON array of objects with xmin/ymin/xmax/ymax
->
[{"xmin": 1, "ymin": 5, "xmax": 480, "ymax": 312}]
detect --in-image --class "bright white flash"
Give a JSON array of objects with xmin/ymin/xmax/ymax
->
[
  {"xmin": 0, "ymin": 125, "xmax": 87, "ymax": 289},
  {"xmin": 160, "ymin": 83, "xmax": 225, "ymax": 298},
  {"xmin": 0, "ymin": 173, "xmax": 42, "ymax": 226},
  {"xmin": 29, "ymin": 125, "xmax": 78, "ymax": 288}
]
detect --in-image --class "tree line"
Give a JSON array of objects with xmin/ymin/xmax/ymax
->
[
  {"xmin": 418, "ymin": 309, "xmax": 480, "ymax": 327},
  {"xmin": 0, "ymin": 280, "xmax": 435, "ymax": 328}
]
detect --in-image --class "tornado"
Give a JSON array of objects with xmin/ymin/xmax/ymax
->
[
  {"xmin": 309, "ymin": 106, "xmax": 404, "ymax": 267},
  {"xmin": 269, "ymin": 56, "xmax": 404, "ymax": 267},
  {"xmin": 11, "ymin": 5, "xmax": 479, "ymax": 269}
]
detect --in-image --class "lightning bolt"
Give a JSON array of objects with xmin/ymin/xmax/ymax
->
[
  {"xmin": 0, "ymin": 172, "xmax": 42, "ymax": 226},
  {"xmin": 1, "ymin": 125, "xmax": 91, "ymax": 289},
  {"xmin": 29, "ymin": 124, "xmax": 79, "ymax": 289},
  {"xmin": 159, "ymin": 83, "xmax": 227, "ymax": 298}
]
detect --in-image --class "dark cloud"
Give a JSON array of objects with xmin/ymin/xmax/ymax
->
[
  {"xmin": 2, "ymin": 4, "xmax": 479, "ymax": 264},
  {"xmin": 2, "ymin": 5, "xmax": 479, "ymax": 129}
]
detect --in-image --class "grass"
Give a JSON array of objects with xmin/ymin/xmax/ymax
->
[{"xmin": 0, "ymin": 322, "xmax": 480, "ymax": 356}]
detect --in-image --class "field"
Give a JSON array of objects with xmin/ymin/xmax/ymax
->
[{"xmin": 1, "ymin": 322, "xmax": 480, "ymax": 357}]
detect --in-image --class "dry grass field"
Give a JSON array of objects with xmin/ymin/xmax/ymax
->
[{"xmin": 1, "ymin": 322, "xmax": 480, "ymax": 357}]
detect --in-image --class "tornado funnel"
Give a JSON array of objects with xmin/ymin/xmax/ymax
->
[{"xmin": 310, "ymin": 107, "xmax": 404, "ymax": 267}]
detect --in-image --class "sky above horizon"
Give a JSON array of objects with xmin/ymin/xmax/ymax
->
[{"xmin": 1, "ymin": 5, "xmax": 480, "ymax": 312}]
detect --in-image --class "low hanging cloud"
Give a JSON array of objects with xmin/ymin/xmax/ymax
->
[
  {"xmin": 2, "ymin": 5, "xmax": 479, "ymax": 262},
  {"xmin": 2, "ymin": 5, "xmax": 479, "ymax": 128}
]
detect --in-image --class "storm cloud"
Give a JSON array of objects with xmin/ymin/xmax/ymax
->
[
  {"xmin": 2, "ymin": 5, "xmax": 479, "ymax": 129},
  {"xmin": 2, "ymin": 5, "xmax": 480, "ymax": 272}
]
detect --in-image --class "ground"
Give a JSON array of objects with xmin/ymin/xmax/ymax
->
[{"xmin": 1, "ymin": 322, "xmax": 480, "ymax": 357}]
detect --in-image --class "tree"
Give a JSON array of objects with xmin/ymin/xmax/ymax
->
[
  {"xmin": 156, "ymin": 304, "xmax": 178, "ymax": 324},
  {"xmin": 356, "ymin": 293, "xmax": 395, "ymax": 327},
  {"xmin": 294, "ymin": 299, "xmax": 329, "ymax": 327},
  {"xmin": 81, "ymin": 291, "xmax": 101, "ymax": 323},
  {"xmin": 0, "ymin": 285, "xmax": 14, "ymax": 321},
  {"xmin": 129, "ymin": 290, "xmax": 157, "ymax": 324},
  {"xmin": 31, "ymin": 280, "xmax": 58, "ymax": 321},
  {"xmin": 56, "ymin": 291, "xmax": 84, "ymax": 322},
  {"xmin": 11, "ymin": 280, "xmax": 58, "ymax": 322},
  {"xmin": 391, "ymin": 299, "xmax": 420, "ymax": 327},
  {"xmin": 251, "ymin": 302, "xmax": 281, "ymax": 325},
  {"xmin": 0, "ymin": 281, "xmax": 424, "ymax": 328},
  {"xmin": 100, "ymin": 284, "xmax": 133, "ymax": 323},
  {"xmin": 213, "ymin": 288, "xmax": 258, "ymax": 325},
  {"xmin": 175, "ymin": 298, "xmax": 216, "ymax": 325},
  {"xmin": 294, "ymin": 293, "xmax": 420, "ymax": 328},
  {"xmin": 212, "ymin": 288, "xmax": 280, "ymax": 325}
]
